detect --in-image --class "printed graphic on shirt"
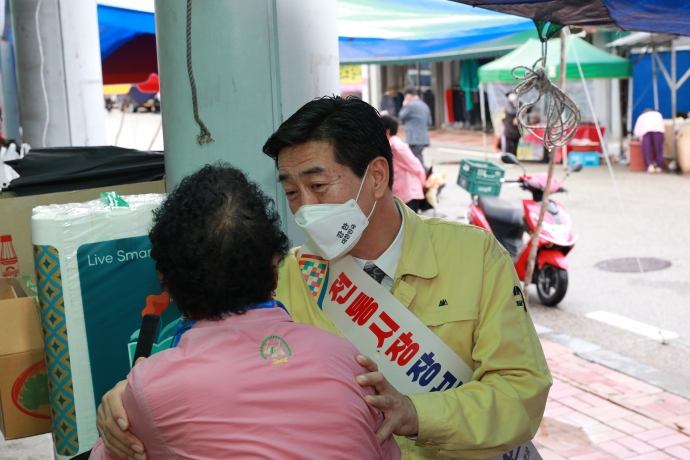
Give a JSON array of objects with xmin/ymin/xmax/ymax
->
[
  {"xmin": 298, "ymin": 255, "xmax": 328, "ymax": 300},
  {"xmin": 438, "ymin": 299, "xmax": 448, "ymax": 306},
  {"xmin": 260, "ymin": 335, "xmax": 292, "ymax": 365},
  {"xmin": 513, "ymin": 286, "xmax": 527, "ymax": 312}
]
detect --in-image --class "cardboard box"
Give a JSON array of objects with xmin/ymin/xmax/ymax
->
[
  {"xmin": 0, "ymin": 278, "xmax": 51, "ymax": 440},
  {"xmin": 0, "ymin": 180, "xmax": 165, "ymax": 280}
]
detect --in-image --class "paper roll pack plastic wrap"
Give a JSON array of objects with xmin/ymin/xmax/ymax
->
[{"xmin": 31, "ymin": 193, "xmax": 181, "ymax": 459}]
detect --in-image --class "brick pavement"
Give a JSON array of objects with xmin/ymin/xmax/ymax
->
[{"xmin": 537, "ymin": 338, "xmax": 690, "ymax": 459}]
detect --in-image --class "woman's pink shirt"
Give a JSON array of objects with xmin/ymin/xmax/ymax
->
[
  {"xmin": 90, "ymin": 308, "xmax": 400, "ymax": 460},
  {"xmin": 390, "ymin": 135, "xmax": 427, "ymax": 203}
]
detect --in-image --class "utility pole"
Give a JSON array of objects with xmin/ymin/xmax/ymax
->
[{"xmin": 10, "ymin": 0, "xmax": 105, "ymax": 147}]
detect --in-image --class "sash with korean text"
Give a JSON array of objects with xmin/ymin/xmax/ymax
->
[{"xmin": 297, "ymin": 242, "xmax": 540, "ymax": 460}]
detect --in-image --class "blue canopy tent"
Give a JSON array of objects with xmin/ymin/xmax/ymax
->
[
  {"xmin": 449, "ymin": 0, "xmax": 690, "ymax": 37},
  {"xmin": 337, "ymin": 0, "xmax": 533, "ymax": 64},
  {"xmin": 450, "ymin": 0, "xmax": 690, "ymax": 167},
  {"xmin": 97, "ymin": 0, "xmax": 156, "ymax": 84},
  {"xmin": 97, "ymin": 0, "xmax": 535, "ymax": 81}
]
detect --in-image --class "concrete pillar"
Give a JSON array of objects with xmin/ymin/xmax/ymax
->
[
  {"xmin": 431, "ymin": 61, "xmax": 444, "ymax": 128},
  {"xmin": 155, "ymin": 0, "xmax": 339, "ymax": 243},
  {"xmin": 386, "ymin": 65, "xmax": 396, "ymax": 90},
  {"xmin": 0, "ymin": 39, "xmax": 20, "ymax": 142},
  {"xmin": 380, "ymin": 65, "xmax": 388, "ymax": 93},
  {"xmin": 442, "ymin": 60, "xmax": 452, "ymax": 124},
  {"xmin": 361, "ymin": 64, "xmax": 370, "ymax": 103},
  {"xmin": 368, "ymin": 64, "xmax": 381, "ymax": 111},
  {"xmin": 10, "ymin": 0, "xmax": 105, "ymax": 148}
]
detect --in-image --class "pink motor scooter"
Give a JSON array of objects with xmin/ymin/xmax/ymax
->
[{"xmin": 467, "ymin": 153, "xmax": 582, "ymax": 306}]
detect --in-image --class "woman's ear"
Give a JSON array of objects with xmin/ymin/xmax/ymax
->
[{"xmin": 157, "ymin": 270, "xmax": 170, "ymax": 291}]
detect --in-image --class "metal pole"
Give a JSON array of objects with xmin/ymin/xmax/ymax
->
[
  {"xmin": 560, "ymin": 33, "xmax": 568, "ymax": 169},
  {"xmin": 652, "ymin": 48, "xmax": 659, "ymax": 111},
  {"xmin": 479, "ymin": 82, "xmax": 487, "ymax": 160},
  {"xmin": 627, "ymin": 77, "xmax": 633, "ymax": 162},
  {"xmin": 522, "ymin": 29, "xmax": 568, "ymax": 307},
  {"xmin": 671, "ymin": 40, "xmax": 677, "ymax": 170}
]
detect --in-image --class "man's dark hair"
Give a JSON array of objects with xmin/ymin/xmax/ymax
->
[
  {"xmin": 149, "ymin": 163, "xmax": 290, "ymax": 320},
  {"xmin": 403, "ymin": 86, "xmax": 418, "ymax": 96},
  {"xmin": 262, "ymin": 95, "xmax": 394, "ymax": 188},
  {"xmin": 380, "ymin": 115, "xmax": 398, "ymax": 136}
]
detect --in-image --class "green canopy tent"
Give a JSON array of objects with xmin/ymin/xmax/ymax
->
[
  {"xmin": 479, "ymin": 36, "xmax": 632, "ymax": 83},
  {"xmin": 477, "ymin": 36, "xmax": 632, "ymax": 150}
]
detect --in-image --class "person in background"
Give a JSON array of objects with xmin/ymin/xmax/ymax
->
[
  {"xmin": 381, "ymin": 115, "xmax": 427, "ymax": 213},
  {"xmin": 398, "ymin": 86, "xmax": 432, "ymax": 171},
  {"xmin": 379, "ymin": 89, "xmax": 398, "ymax": 117},
  {"xmin": 503, "ymin": 91, "xmax": 521, "ymax": 155},
  {"xmin": 91, "ymin": 164, "xmax": 400, "ymax": 460},
  {"xmin": 634, "ymin": 108, "xmax": 665, "ymax": 173}
]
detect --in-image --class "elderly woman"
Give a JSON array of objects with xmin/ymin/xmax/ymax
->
[{"xmin": 90, "ymin": 164, "xmax": 399, "ymax": 459}]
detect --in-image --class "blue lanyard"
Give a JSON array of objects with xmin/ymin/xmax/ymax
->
[{"xmin": 170, "ymin": 300, "xmax": 289, "ymax": 348}]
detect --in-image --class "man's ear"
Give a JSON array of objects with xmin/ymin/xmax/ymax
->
[{"xmin": 370, "ymin": 156, "xmax": 390, "ymax": 201}]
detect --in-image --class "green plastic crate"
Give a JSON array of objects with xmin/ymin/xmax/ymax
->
[{"xmin": 457, "ymin": 159, "xmax": 504, "ymax": 196}]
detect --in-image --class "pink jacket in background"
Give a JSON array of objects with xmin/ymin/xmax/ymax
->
[
  {"xmin": 90, "ymin": 308, "xmax": 400, "ymax": 460},
  {"xmin": 389, "ymin": 135, "xmax": 427, "ymax": 203},
  {"xmin": 634, "ymin": 110, "xmax": 665, "ymax": 138}
]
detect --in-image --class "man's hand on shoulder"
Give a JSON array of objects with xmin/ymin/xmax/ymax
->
[
  {"xmin": 96, "ymin": 358, "xmax": 147, "ymax": 459},
  {"xmin": 355, "ymin": 355, "xmax": 419, "ymax": 444}
]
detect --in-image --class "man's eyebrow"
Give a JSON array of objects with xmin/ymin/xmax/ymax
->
[
  {"xmin": 299, "ymin": 166, "xmax": 326, "ymax": 177},
  {"xmin": 277, "ymin": 166, "xmax": 327, "ymax": 183}
]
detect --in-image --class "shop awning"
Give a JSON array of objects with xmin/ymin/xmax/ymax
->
[
  {"xmin": 342, "ymin": 29, "xmax": 539, "ymax": 65},
  {"xmin": 338, "ymin": 0, "xmax": 534, "ymax": 64},
  {"xmin": 478, "ymin": 36, "xmax": 632, "ymax": 83},
  {"xmin": 98, "ymin": 0, "xmax": 157, "ymax": 84},
  {"xmin": 97, "ymin": 0, "xmax": 536, "ymax": 73},
  {"xmin": 449, "ymin": 0, "xmax": 690, "ymax": 37}
]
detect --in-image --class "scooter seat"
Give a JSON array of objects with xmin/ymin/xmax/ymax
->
[
  {"xmin": 478, "ymin": 196, "xmax": 523, "ymax": 227},
  {"xmin": 477, "ymin": 196, "xmax": 525, "ymax": 260}
]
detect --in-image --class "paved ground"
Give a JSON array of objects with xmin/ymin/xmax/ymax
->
[
  {"xmin": 536, "ymin": 339, "xmax": 690, "ymax": 459},
  {"xmin": 424, "ymin": 142, "xmax": 690, "ymax": 384},
  {"xmin": 103, "ymin": 108, "xmax": 164, "ymax": 151}
]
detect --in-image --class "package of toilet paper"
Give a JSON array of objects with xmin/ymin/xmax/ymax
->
[{"xmin": 32, "ymin": 193, "xmax": 182, "ymax": 459}]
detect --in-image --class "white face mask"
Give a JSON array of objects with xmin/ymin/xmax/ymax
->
[{"xmin": 294, "ymin": 164, "xmax": 376, "ymax": 260}]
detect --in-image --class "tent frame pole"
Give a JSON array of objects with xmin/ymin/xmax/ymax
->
[
  {"xmin": 561, "ymin": 33, "xmax": 568, "ymax": 169},
  {"xmin": 626, "ymin": 76, "xmax": 633, "ymax": 162},
  {"xmin": 649, "ymin": 42, "xmax": 681, "ymax": 171},
  {"xmin": 652, "ymin": 47, "xmax": 659, "ymax": 111},
  {"xmin": 676, "ymin": 66, "xmax": 690, "ymax": 90},
  {"xmin": 671, "ymin": 40, "xmax": 677, "ymax": 170}
]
